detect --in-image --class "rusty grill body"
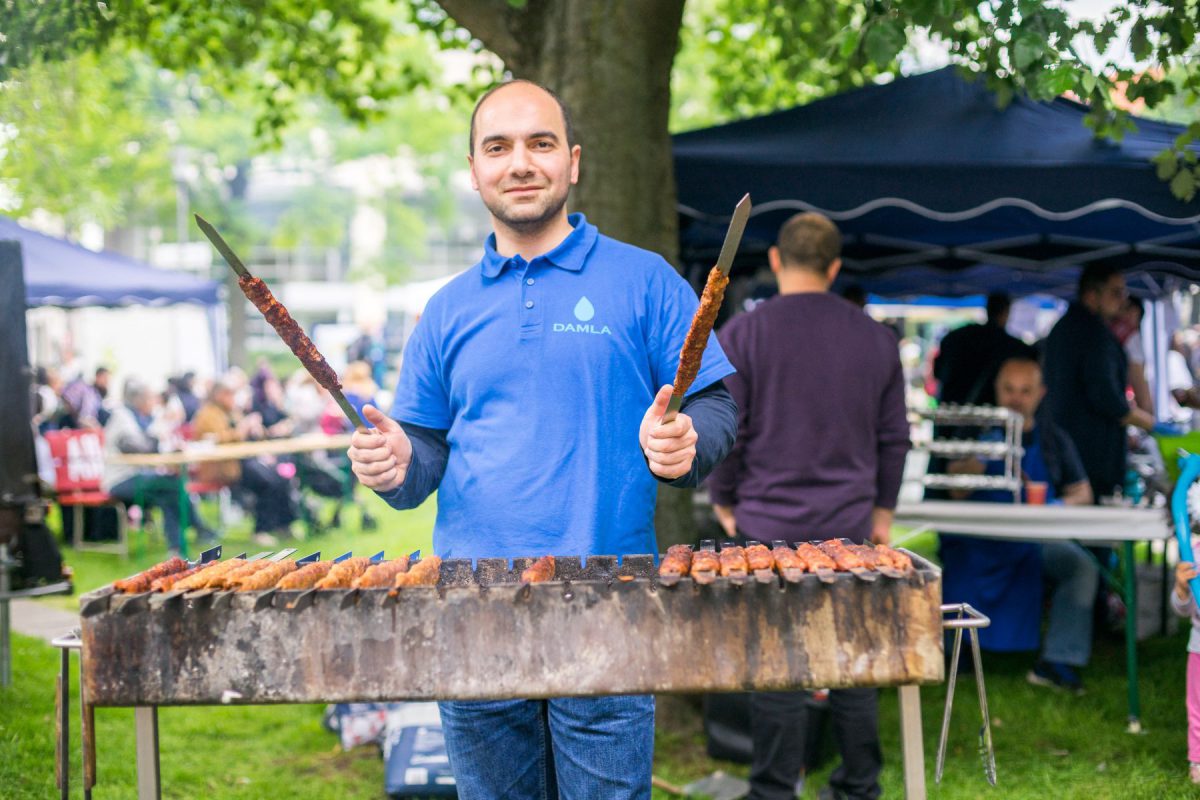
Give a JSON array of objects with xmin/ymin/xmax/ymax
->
[{"xmin": 80, "ymin": 550, "xmax": 943, "ymax": 707}]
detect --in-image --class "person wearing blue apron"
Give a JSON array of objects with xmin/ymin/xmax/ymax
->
[{"xmin": 940, "ymin": 355, "xmax": 1096, "ymax": 692}]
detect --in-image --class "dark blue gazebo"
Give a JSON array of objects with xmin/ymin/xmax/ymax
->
[
  {"xmin": 1, "ymin": 216, "xmax": 220, "ymax": 308},
  {"xmin": 673, "ymin": 67, "xmax": 1200, "ymax": 299}
]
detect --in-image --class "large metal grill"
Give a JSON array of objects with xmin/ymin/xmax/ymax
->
[{"xmin": 79, "ymin": 547, "xmax": 944, "ymax": 707}]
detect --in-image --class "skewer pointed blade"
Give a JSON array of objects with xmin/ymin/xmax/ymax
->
[{"xmin": 195, "ymin": 214, "xmax": 252, "ymax": 278}]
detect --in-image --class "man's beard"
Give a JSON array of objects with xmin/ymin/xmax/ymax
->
[{"xmin": 485, "ymin": 186, "xmax": 570, "ymax": 234}]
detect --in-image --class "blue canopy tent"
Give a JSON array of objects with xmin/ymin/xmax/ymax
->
[
  {"xmin": 1, "ymin": 216, "xmax": 220, "ymax": 308},
  {"xmin": 673, "ymin": 66, "xmax": 1200, "ymax": 300},
  {"xmin": 1, "ymin": 215, "xmax": 226, "ymax": 373}
]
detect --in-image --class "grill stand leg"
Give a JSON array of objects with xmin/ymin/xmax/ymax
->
[
  {"xmin": 898, "ymin": 685, "xmax": 926, "ymax": 800},
  {"xmin": 56, "ymin": 646, "xmax": 69, "ymax": 799},
  {"xmin": 135, "ymin": 706, "xmax": 161, "ymax": 800}
]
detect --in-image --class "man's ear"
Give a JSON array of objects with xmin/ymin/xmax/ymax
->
[
  {"xmin": 826, "ymin": 257, "xmax": 843, "ymax": 284},
  {"xmin": 569, "ymin": 144, "xmax": 581, "ymax": 185},
  {"xmin": 467, "ymin": 154, "xmax": 478, "ymax": 191},
  {"xmin": 768, "ymin": 246, "xmax": 782, "ymax": 275}
]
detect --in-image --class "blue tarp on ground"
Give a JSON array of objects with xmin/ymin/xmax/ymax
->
[
  {"xmin": 673, "ymin": 67, "xmax": 1200, "ymax": 298},
  {"xmin": 1, "ymin": 216, "xmax": 220, "ymax": 308}
]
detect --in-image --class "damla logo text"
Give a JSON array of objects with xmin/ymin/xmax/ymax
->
[{"xmin": 553, "ymin": 296, "xmax": 612, "ymax": 336}]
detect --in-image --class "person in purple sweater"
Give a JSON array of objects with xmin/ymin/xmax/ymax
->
[{"xmin": 708, "ymin": 212, "xmax": 911, "ymax": 800}]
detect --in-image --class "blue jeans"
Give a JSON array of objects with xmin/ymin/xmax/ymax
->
[
  {"xmin": 1041, "ymin": 541, "xmax": 1099, "ymax": 667},
  {"xmin": 438, "ymin": 695, "xmax": 654, "ymax": 799}
]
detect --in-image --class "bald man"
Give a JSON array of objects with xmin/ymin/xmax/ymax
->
[
  {"xmin": 944, "ymin": 355, "xmax": 1098, "ymax": 693},
  {"xmin": 346, "ymin": 80, "xmax": 738, "ymax": 798}
]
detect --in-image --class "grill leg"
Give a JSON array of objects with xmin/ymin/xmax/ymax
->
[
  {"xmin": 134, "ymin": 706, "xmax": 161, "ymax": 800},
  {"xmin": 898, "ymin": 685, "xmax": 926, "ymax": 800},
  {"xmin": 56, "ymin": 647, "xmax": 70, "ymax": 799}
]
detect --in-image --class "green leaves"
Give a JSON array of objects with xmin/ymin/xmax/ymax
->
[
  {"xmin": 864, "ymin": 19, "xmax": 907, "ymax": 66},
  {"xmin": 1170, "ymin": 168, "xmax": 1197, "ymax": 203},
  {"xmin": 1012, "ymin": 32, "xmax": 1044, "ymax": 70}
]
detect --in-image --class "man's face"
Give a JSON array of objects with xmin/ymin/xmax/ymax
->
[
  {"xmin": 468, "ymin": 84, "xmax": 580, "ymax": 233},
  {"xmin": 95, "ymin": 371, "xmax": 110, "ymax": 393},
  {"xmin": 995, "ymin": 361, "xmax": 1045, "ymax": 429},
  {"xmin": 214, "ymin": 387, "xmax": 235, "ymax": 412},
  {"xmin": 1095, "ymin": 275, "xmax": 1128, "ymax": 321}
]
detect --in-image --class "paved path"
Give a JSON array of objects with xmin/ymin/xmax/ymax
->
[{"xmin": 9, "ymin": 598, "xmax": 79, "ymax": 642}]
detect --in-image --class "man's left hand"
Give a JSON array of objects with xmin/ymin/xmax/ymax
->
[{"xmin": 640, "ymin": 385, "xmax": 698, "ymax": 481}]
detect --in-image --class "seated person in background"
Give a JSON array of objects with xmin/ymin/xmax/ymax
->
[
  {"xmin": 942, "ymin": 355, "xmax": 1098, "ymax": 693},
  {"xmin": 321, "ymin": 361, "xmax": 378, "ymax": 434},
  {"xmin": 1110, "ymin": 298, "xmax": 1153, "ymax": 415},
  {"xmin": 250, "ymin": 364, "xmax": 295, "ymax": 438},
  {"xmin": 193, "ymin": 378, "xmax": 298, "ymax": 543},
  {"xmin": 102, "ymin": 378, "xmax": 215, "ymax": 554}
]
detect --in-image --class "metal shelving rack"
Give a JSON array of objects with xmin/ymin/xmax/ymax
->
[{"xmin": 909, "ymin": 405, "xmax": 1024, "ymax": 502}]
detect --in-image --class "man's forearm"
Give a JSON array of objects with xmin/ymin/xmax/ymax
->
[
  {"xmin": 376, "ymin": 423, "xmax": 449, "ymax": 510},
  {"xmin": 657, "ymin": 381, "xmax": 737, "ymax": 489},
  {"xmin": 1121, "ymin": 407, "xmax": 1155, "ymax": 431}
]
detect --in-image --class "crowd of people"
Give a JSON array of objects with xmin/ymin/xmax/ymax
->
[{"xmin": 32, "ymin": 359, "xmax": 383, "ymax": 554}]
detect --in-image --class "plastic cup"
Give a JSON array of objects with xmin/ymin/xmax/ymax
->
[{"xmin": 1025, "ymin": 481, "xmax": 1048, "ymax": 505}]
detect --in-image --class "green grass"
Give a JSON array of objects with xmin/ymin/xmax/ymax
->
[{"xmin": 5, "ymin": 513, "xmax": 1199, "ymax": 797}]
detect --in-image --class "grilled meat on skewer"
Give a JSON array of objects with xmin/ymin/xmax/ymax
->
[
  {"xmin": 817, "ymin": 539, "xmax": 877, "ymax": 581},
  {"xmin": 238, "ymin": 276, "xmax": 341, "ymax": 395},
  {"xmin": 718, "ymin": 545, "xmax": 749, "ymax": 581},
  {"xmin": 658, "ymin": 544, "xmax": 693, "ymax": 583},
  {"xmin": 114, "ymin": 557, "xmax": 189, "ymax": 594},
  {"xmin": 845, "ymin": 544, "xmax": 903, "ymax": 578},
  {"xmin": 793, "ymin": 543, "xmax": 837, "ymax": 572},
  {"xmin": 232, "ymin": 561, "xmax": 298, "ymax": 591},
  {"xmin": 172, "ymin": 559, "xmax": 247, "ymax": 592},
  {"xmin": 770, "ymin": 543, "xmax": 806, "ymax": 582},
  {"xmin": 690, "ymin": 549, "xmax": 720, "ymax": 584},
  {"xmin": 352, "ymin": 557, "xmax": 411, "ymax": 589},
  {"xmin": 391, "ymin": 556, "xmax": 442, "ymax": 589},
  {"xmin": 673, "ymin": 267, "xmax": 731, "ymax": 398},
  {"xmin": 211, "ymin": 560, "xmax": 274, "ymax": 589},
  {"xmin": 744, "ymin": 544, "xmax": 774, "ymax": 571},
  {"xmin": 149, "ymin": 563, "xmax": 213, "ymax": 592},
  {"xmin": 874, "ymin": 544, "xmax": 914, "ymax": 573},
  {"xmin": 275, "ymin": 561, "xmax": 334, "ymax": 590},
  {"xmin": 314, "ymin": 557, "xmax": 372, "ymax": 589},
  {"xmin": 520, "ymin": 556, "xmax": 556, "ymax": 583}
]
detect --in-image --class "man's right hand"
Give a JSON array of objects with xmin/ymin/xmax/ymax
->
[{"xmin": 348, "ymin": 405, "xmax": 412, "ymax": 493}]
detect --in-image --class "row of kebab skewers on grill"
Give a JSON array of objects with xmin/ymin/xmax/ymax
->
[{"xmin": 657, "ymin": 539, "xmax": 915, "ymax": 586}]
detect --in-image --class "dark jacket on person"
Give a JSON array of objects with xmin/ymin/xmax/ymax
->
[
  {"xmin": 934, "ymin": 322, "xmax": 1035, "ymax": 406},
  {"xmin": 707, "ymin": 292, "xmax": 911, "ymax": 544},
  {"xmin": 1042, "ymin": 302, "xmax": 1129, "ymax": 500}
]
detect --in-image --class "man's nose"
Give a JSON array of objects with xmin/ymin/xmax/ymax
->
[{"xmin": 508, "ymin": 144, "xmax": 533, "ymax": 175}]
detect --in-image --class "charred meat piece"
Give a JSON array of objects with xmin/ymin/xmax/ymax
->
[
  {"xmin": 353, "ymin": 557, "xmax": 411, "ymax": 589},
  {"xmin": 658, "ymin": 544, "xmax": 693, "ymax": 579},
  {"xmin": 392, "ymin": 556, "xmax": 442, "ymax": 589},
  {"xmin": 673, "ymin": 266, "xmax": 731, "ymax": 398},
  {"xmin": 690, "ymin": 549, "xmax": 720, "ymax": 579},
  {"xmin": 211, "ymin": 559, "xmax": 275, "ymax": 589},
  {"xmin": 771, "ymin": 544, "xmax": 806, "ymax": 575},
  {"xmin": 844, "ymin": 543, "xmax": 887, "ymax": 569},
  {"xmin": 875, "ymin": 544, "xmax": 914, "ymax": 572},
  {"xmin": 149, "ymin": 563, "xmax": 214, "ymax": 592},
  {"xmin": 794, "ymin": 543, "xmax": 837, "ymax": 572},
  {"xmin": 172, "ymin": 559, "xmax": 247, "ymax": 591},
  {"xmin": 233, "ymin": 561, "xmax": 298, "ymax": 591},
  {"xmin": 238, "ymin": 276, "xmax": 341, "ymax": 395},
  {"xmin": 520, "ymin": 555, "xmax": 556, "ymax": 583},
  {"xmin": 816, "ymin": 540, "xmax": 869, "ymax": 571},
  {"xmin": 275, "ymin": 561, "xmax": 334, "ymax": 590},
  {"xmin": 718, "ymin": 545, "xmax": 748, "ymax": 578},
  {"xmin": 114, "ymin": 556, "xmax": 189, "ymax": 594},
  {"xmin": 314, "ymin": 557, "xmax": 372, "ymax": 589},
  {"xmin": 744, "ymin": 544, "xmax": 774, "ymax": 572}
]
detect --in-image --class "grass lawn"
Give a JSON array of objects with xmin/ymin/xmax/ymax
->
[{"xmin": 3, "ymin": 508, "xmax": 1197, "ymax": 797}]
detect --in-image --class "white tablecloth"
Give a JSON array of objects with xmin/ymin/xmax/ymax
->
[{"xmin": 894, "ymin": 500, "xmax": 1172, "ymax": 545}]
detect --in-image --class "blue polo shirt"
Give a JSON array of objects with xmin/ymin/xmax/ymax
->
[{"xmin": 389, "ymin": 214, "xmax": 736, "ymax": 560}]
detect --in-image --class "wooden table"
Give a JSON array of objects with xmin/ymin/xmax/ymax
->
[{"xmin": 107, "ymin": 434, "xmax": 354, "ymax": 557}]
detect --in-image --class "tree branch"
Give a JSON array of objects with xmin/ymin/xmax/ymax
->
[{"xmin": 434, "ymin": 0, "xmax": 522, "ymax": 66}]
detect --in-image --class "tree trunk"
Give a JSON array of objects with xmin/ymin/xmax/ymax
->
[{"xmin": 435, "ymin": 0, "xmax": 696, "ymax": 547}]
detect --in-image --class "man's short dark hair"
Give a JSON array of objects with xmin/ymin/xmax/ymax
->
[
  {"xmin": 775, "ymin": 212, "xmax": 841, "ymax": 273},
  {"xmin": 469, "ymin": 79, "xmax": 576, "ymax": 155},
  {"xmin": 1128, "ymin": 296, "xmax": 1145, "ymax": 321},
  {"xmin": 985, "ymin": 292, "xmax": 1011, "ymax": 323},
  {"xmin": 1078, "ymin": 263, "xmax": 1122, "ymax": 298}
]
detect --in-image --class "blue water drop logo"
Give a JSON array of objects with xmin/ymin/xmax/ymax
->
[{"xmin": 574, "ymin": 296, "xmax": 595, "ymax": 322}]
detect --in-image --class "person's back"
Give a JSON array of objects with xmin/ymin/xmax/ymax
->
[
  {"xmin": 715, "ymin": 292, "xmax": 906, "ymax": 542},
  {"xmin": 934, "ymin": 293, "xmax": 1031, "ymax": 405}
]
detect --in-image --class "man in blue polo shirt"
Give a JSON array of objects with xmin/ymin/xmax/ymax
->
[{"xmin": 347, "ymin": 80, "xmax": 737, "ymax": 798}]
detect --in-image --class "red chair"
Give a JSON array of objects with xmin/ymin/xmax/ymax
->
[{"xmin": 44, "ymin": 429, "xmax": 128, "ymax": 555}]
